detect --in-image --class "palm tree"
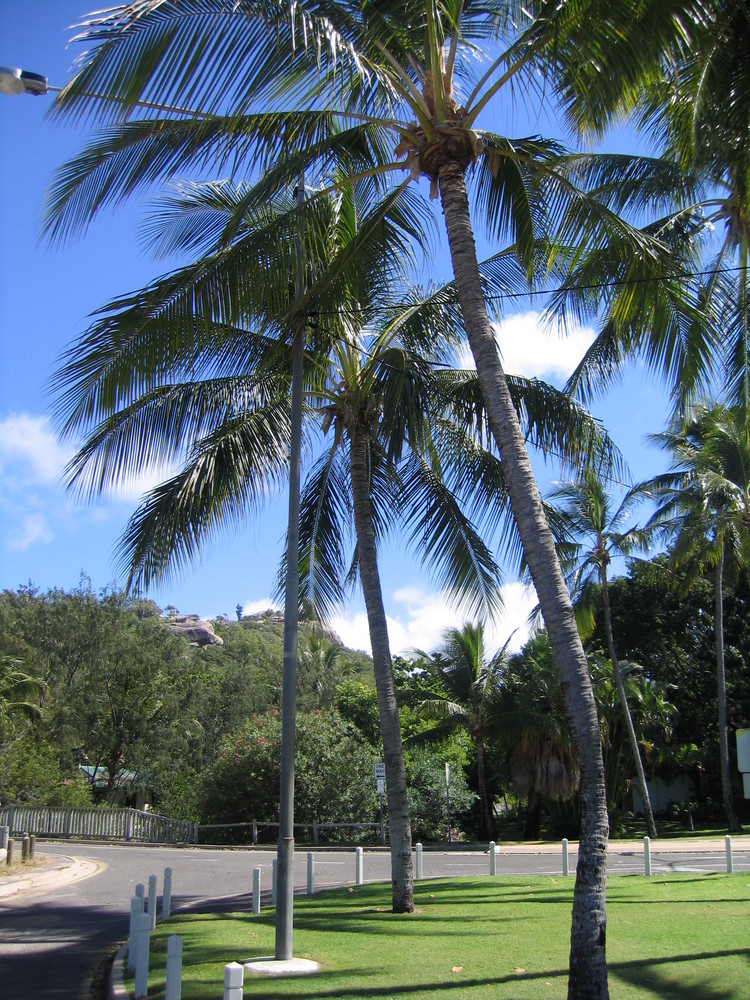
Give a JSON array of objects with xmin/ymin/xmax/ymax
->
[
  {"xmin": 43, "ymin": 4, "xmax": 693, "ymax": 990},
  {"xmin": 548, "ymin": 473, "xmax": 658, "ymax": 838},
  {"xmin": 549, "ymin": 3, "xmax": 750, "ymax": 419},
  {"xmin": 412, "ymin": 623, "xmax": 505, "ymax": 840},
  {"xmin": 0, "ymin": 656, "xmax": 44, "ymax": 740},
  {"xmin": 641, "ymin": 401, "xmax": 750, "ymax": 833},
  {"xmin": 499, "ymin": 632, "xmax": 580, "ymax": 840}
]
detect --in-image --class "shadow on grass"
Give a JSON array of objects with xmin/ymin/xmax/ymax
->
[{"xmin": 609, "ymin": 948, "xmax": 750, "ymax": 999}]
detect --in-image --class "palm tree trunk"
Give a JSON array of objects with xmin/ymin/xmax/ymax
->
[
  {"xmin": 715, "ymin": 551, "xmax": 742, "ymax": 833},
  {"xmin": 349, "ymin": 422, "xmax": 414, "ymax": 912},
  {"xmin": 438, "ymin": 160, "xmax": 609, "ymax": 1000},
  {"xmin": 475, "ymin": 729, "xmax": 497, "ymax": 840},
  {"xmin": 600, "ymin": 574, "xmax": 657, "ymax": 839}
]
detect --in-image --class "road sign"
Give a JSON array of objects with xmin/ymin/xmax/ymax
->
[
  {"xmin": 373, "ymin": 762, "xmax": 386, "ymax": 781},
  {"xmin": 377, "ymin": 778, "xmax": 385, "ymax": 795}
]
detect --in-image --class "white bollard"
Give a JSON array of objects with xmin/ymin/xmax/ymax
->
[
  {"xmin": 725, "ymin": 835, "xmax": 734, "ymax": 873},
  {"xmin": 128, "ymin": 895, "xmax": 144, "ymax": 970},
  {"xmin": 307, "ymin": 852, "xmax": 315, "ymax": 896},
  {"xmin": 415, "ymin": 842, "xmax": 423, "ymax": 880},
  {"xmin": 165, "ymin": 935, "xmax": 182, "ymax": 1000},
  {"xmin": 355, "ymin": 846, "xmax": 364, "ymax": 885},
  {"xmin": 489, "ymin": 842, "xmax": 497, "ymax": 876},
  {"xmin": 148, "ymin": 873, "xmax": 158, "ymax": 930},
  {"xmin": 162, "ymin": 866, "xmax": 173, "ymax": 919},
  {"xmin": 562, "ymin": 838, "xmax": 569, "ymax": 877},
  {"xmin": 644, "ymin": 836, "xmax": 651, "ymax": 876},
  {"xmin": 272, "ymin": 858, "xmax": 277, "ymax": 905},
  {"xmin": 135, "ymin": 882, "xmax": 145, "ymax": 902},
  {"xmin": 224, "ymin": 961, "xmax": 244, "ymax": 1000},
  {"xmin": 134, "ymin": 911, "xmax": 151, "ymax": 999},
  {"xmin": 252, "ymin": 867, "xmax": 261, "ymax": 915}
]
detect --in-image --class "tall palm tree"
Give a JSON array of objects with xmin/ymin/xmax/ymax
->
[
  {"xmin": 548, "ymin": 473, "xmax": 658, "ymax": 838},
  {"xmin": 412, "ymin": 623, "xmax": 505, "ymax": 840},
  {"xmin": 640, "ymin": 401, "xmax": 750, "ymax": 834},
  {"xmin": 499, "ymin": 632, "xmax": 580, "ymax": 840},
  {"xmin": 42, "ymin": 4, "xmax": 693, "ymax": 991}
]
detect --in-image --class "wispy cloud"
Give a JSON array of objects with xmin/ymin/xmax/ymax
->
[{"xmin": 458, "ymin": 310, "xmax": 596, "ymax": 385}]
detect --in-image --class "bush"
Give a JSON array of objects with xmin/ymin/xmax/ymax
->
[
  {"xmin": 405, "ymin": 747, "xmax": 476, "ymax": 842},
  {"xmin": 201, "ymin": 709, "xmax": 378, "ymax": 841},
  {"xmin": 0, "ymin": 737, "xmax": 93, "ymax": 808}
]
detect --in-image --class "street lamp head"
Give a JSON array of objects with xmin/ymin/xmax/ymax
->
[{"xmin": 0, "ymin": 67, "xmax": 49, "ymax": 97}]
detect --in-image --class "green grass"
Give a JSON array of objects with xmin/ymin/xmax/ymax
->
[{"xmin": 129, "ymin": 874, "xmax": 750, "ymax": 999}]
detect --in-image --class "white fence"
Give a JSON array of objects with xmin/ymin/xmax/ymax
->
[{"xmin": 0, "ymin": 805, "xmax": 194, "ymax": 844}]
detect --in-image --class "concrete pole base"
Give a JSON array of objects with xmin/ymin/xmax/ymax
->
[{"xmin": 244, "ymin": 957, "xmax": 320, "ymax": 977}]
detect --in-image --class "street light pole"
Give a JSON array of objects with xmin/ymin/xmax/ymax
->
[{"xmin": 275, "ymin": 176, "xmax": 306, "ymax": 962}]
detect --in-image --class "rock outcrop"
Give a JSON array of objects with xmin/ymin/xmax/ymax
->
[{"xmin": 165, "ymin": 613, "xmax": 224, "ymax": 647}]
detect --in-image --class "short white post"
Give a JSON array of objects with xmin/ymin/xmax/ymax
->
[
  {"xmin": 223, "ymin": 961, "xmax": 244, "ymax": 1000},
  {"xmin": 415, "ymin": 842, "xmax": 423, "ymax": 880},
  {"xmin": 643, "ymin": 836, "xmax": 651, "ymax": 876},
  {"xmin": 162, "ymin": 866, "xmax": 173, "ymax": 919},
  {"xmin": 489, "ymin": 842, "xmax": 497, "ymax": 876},
  {"xmin": 134, "ymin": 911, "xmax": 151, "ymax": 999},
  {"xmin": 355, "ymin": 846, "xmax": 364, "ymax": 885},
  {"xmin": 725, "ymin": 835, "xmax": 734, "ymax": 873},
  {"xmin": 148, "ymin": 873, "xmax": 158, "ymax": 930},
  {"xmin": 165, "ymin": 935, "xmax": 182, "ymax": 1000},
  {"xmin": 562, "ymin": 838, "xmax": 569, "ymax": 877},
  {"xmin": 135, "ymin": 882, "xmax": 145, "ymax": 903},
  {"xmin": 272, "ymin": 857, "xmax": 277, "ymax": 905},
  {"xmin": 128, "ymin": 895, "xmax": 144, "ymax": 970},
  {"xmin": 252, "ymin": 866, "xmax": 261, "ymax": 915},
  {"xmin": 307, "ymin": 852, "xmax": 315, "ymax": 896}
]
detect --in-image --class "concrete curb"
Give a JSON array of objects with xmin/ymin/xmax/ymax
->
[{"xmin": 0, "ymin": 855, "xmax": 99, "ymax": 899}]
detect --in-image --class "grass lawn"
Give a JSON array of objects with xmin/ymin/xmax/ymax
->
[{"xmin": 128, "ymin": 873, "xmax": 750, "ymax": 999}]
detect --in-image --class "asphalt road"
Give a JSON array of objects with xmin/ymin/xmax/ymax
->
[{"xmin": 1, "ymin": 839, "xmax": 748, "ymax": 1000}]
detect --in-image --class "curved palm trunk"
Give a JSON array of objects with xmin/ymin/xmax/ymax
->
[
  {"xmin": 600, "ymin": 574, "xmax": 657, "ymax": 839},
  {"xmin": 475, "ymin": 728, "xmax": 497, "ymax": 840},
  {"xmin": 715, "ymin": 552, "xmax": 742, "ymax": 833},
  {"xmin": 438, "ymin": 162, "xmax": 609, "ymax": 1000},
  {"xmin": 349, "ymin": 423, "xmax": 414, "ymax": 912}
]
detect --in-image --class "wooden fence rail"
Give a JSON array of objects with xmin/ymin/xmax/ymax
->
[{"xmin": 0, "ymin": 805, "xmax": 194, "ymax": 845}]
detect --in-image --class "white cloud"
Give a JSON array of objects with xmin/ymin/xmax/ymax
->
[
  {"xmin": 330, "ymin": 581, "xmax": 539, "ymax": 659},
  {"xmin": 0, "ymin": 413, "xmax": 73, "ymax": 484},
  {"xmin": 240, "ymin": 598, "xmax": 280, "ymax": 617},
  {"xmin": 8, "ymin": 513, "xmax": 54, "ymax": 551},
  {"xmin": 461, "ymin": 310, "xmax": 596, "ymax": 384}
]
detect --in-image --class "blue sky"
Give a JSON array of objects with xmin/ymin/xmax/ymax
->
[{"xmin": 0, "ymin": 1, "xmax": 671, "ymax": 656}]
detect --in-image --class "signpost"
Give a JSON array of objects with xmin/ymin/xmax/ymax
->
[
  {"xmin": 445, "ymin": 762, "xmax": 451, "ymax": 844},
  {"xmin": 374, "ymin": 763, "xmax": 386, "ymax": 845}
]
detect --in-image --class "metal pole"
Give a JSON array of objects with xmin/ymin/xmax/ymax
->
[
  {"xmin": 275, "ymin": 177, "xmax": 306, "ymax": 962},
  {"xmin": 445, "ymin": 762, "xmax": 451, "ymax": 844}
]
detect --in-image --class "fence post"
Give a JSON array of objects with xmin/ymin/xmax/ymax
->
[
  {"xmin": 128, "ymin": 895, "xmax": 144, "ymax": 970},
  {"xmin": 415, "ymin": 843, "xmax": 423, "ymax": 881},
  {"xmin": 355, "ymin": 846, "xmax": 364, "ymax": 885},
  {"xmin": 148, "ymin": 874, "xmax": 158, "ymax": 929},
  {"xmin": 126, "ymin": 810, "xmax": 134, "ymax": 842},
  {"xmin": 252, "ymin": 867, "xmax": 261, "ymax": 915},
  {"xmin": 643, "ymin": 836, "xmax": 651, "ymax": 876},
  {"xmin": 134, "ymin": 911, "xmax": 151, "ymax": 999},
  {"xmin": 562, "ymin": 838, "xmax": 569, "ymax": 877},
  {"xmin": 165, "ymin": 935, "xmax": 183, "ymax": 1000},
  {"xmin": 224, "ymin": 962, "xmax": 244, "ymax": 1000},
  {"xmin": 725, "ymin": 835, "xmax": 734, "ymax": 874},
  {"xmin": 489, "ymin": 842, "xmax": 497, "ymax": 876},
  {"xmin": 6, "ymin": 839, "xmax": 14, "ymax": 865},
  {"xmin": 0, "ymin": 826, "xmax": 8, "ymax": 851},
  {"xmin": 162, "ymin": 866, "xmax": 173, "ymax": 919},
  {"xmin": 29, "ymin": 834, "xmax": 35, "ymax": 860},
  {"xmin": 252, "ymin": 819, "xmax": 257, "ymax": 845},
  {"xmin": 21, "ymin": 833, "xmax": 30, "ymax": 862},
  {"xmin": 307, "ymin": 852, "xmax": 315, "ymax": 896}
]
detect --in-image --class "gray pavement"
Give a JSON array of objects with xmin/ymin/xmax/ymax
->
[{"xmin": 1, "ymin": 836, "xmax": 749, "ymax": 1000}]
